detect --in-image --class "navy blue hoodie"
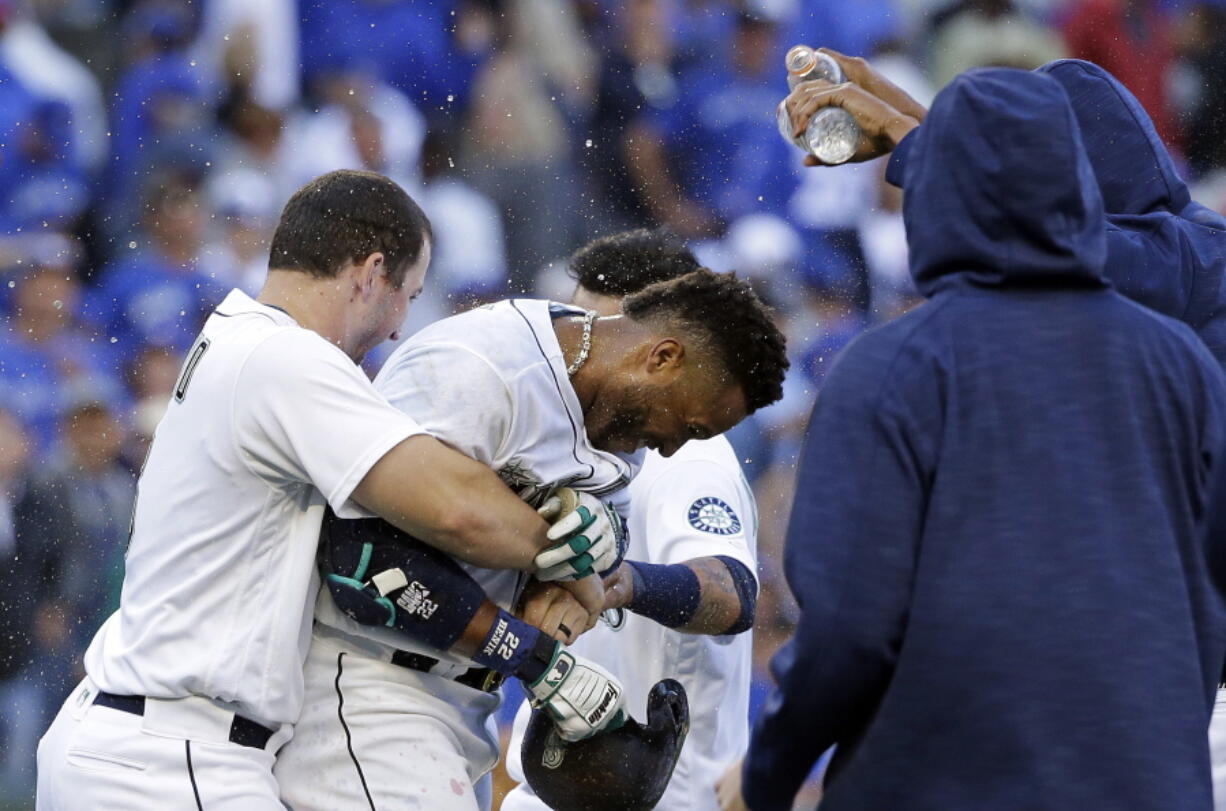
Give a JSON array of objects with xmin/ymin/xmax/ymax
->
[
  {"xmin": 742, "ymin": 69, "xmax": 1226, "ymax": 811},
  {"xmin": 1038, "ymin": 59, "xmax": 1226, "ymax": 366},
  {"xmin": 887, "ymin": 59, "xmax": 1226, "ymax": 364}
]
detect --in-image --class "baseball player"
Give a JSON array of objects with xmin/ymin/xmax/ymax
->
[
  {"xmin": 272, "ymin": 263, "xmax": 788, "ymax": 810},
  {"xmin": 35, "ymin": 170, "xmax": 605, "ymax": 811},
  {"xmin": 502, "ymin": 230, "xmax": 761, "ymax": 811}
]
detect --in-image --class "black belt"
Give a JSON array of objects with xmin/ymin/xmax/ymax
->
[
  {"xmin": 93, "ymin": 691, "xmax": 275, "ymax": 750},
  {"xmin": 390, "ymin": 651, "xmax": 506, "ymax": 693}
]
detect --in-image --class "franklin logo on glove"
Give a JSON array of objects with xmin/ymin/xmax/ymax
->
[{"xmin": 587, "ymin": 684, "xmax": 621, "ymax": 725}]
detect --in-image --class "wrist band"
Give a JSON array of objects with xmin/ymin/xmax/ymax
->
[
  {"xmin": 715, "ymin": 555, "xmax": 757, "ymax": 635},
  {"xmin": 470, "ymin": 608, "xmax": 558, "ymax": 684},
  {"xmin": 625, "ymin": 560, "xmax": 702, "ymax": 629}
]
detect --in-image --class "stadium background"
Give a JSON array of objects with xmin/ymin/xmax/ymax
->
[{"xmin": 0, "ymin": 0, "xmax": 1221, "ymax": 807}]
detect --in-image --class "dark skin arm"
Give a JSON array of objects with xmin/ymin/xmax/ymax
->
[
  {"xmin": 623, "ymin": 119, "xmax": 722, "ymax": 238},
  {"xmin": 783, "ymin": 47, "xmax": 926, "ymax": 167},
  {"xmin": 602, "ymin": 556, "xmax": 746, "ymax": 635}
]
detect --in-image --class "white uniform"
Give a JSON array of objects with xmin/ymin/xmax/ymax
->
[
  {"xmin": 503, "ymin": 436, "xmax": 758, "ymax": 811},
  {"xmin": 274, "ymin": 299, "xmax": 637, "ymax": 811},
  {"xmin": 1211, "ymin": 688, "xmax": 1226, "ymax": 809},
  {"xmin": 37, "ymin": 289, "xmax": 425, "ymax": 810}
]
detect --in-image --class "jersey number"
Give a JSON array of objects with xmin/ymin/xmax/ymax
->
[{"xmin": 174, "ymin": 336, "xmax": 211, "ymax": 402}]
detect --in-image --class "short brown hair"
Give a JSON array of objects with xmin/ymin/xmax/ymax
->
[
  {"xmin": 623, "ymin": 269, "xmax": 788, "ymax": 413},
  {"xmin": 268, "ymin": 170, "xmax": 432, "ymax": 288}
]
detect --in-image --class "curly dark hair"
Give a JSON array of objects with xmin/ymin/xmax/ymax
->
[
  {"xmin": 567, "ymin": 229, "xmax": 701, "ymax": 297},
  {"xmin": 269, "ymin": 170, "xmax": 432, "ymax": 289},
  {"xmin": 623, "ymin": 268, "xmax": 788, "ymax": 413}
]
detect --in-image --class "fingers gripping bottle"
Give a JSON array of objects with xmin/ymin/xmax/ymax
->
[{"xmin": 774, "ymin": 45, "xmax": 861, "ymax": 164}]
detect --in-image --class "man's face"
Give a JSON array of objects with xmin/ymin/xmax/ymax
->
[
  {"xmin": 571, "ymin": 285, "xmax": 748, "ymax": 456},
  {"xmin": 584, "ymin": 348, "xmax": 748, "ymax": 457},
  {"xmin": 66, "ymin": 407, "xmax": 124, "ymax": 470},
  {"xmin": 16, "ymin": 268, "xmax": 78, "ymax": 333},
  {"xmin": 358, "ymin": 238, "xmax": 430, "ymax": 359}
]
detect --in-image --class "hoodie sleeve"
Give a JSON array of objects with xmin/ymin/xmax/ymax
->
[
  {"xmin": 1102, "ymin": 215, "xmax": 1202, "ymax": 325},
  {"xmin": 741, "ymin": 326, "xmax": 940, "ymax": 811}
]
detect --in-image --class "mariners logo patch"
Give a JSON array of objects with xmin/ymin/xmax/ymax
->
[
  {"xmin": 687, "ymin": 497, "xmax": 741, "ymax": 535},
  {"xmin": 542, "ymin": 728, "xmax": 566, "ymax": 769}
]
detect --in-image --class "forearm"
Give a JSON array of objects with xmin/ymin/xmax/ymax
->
[
  {"xmin": 616, "ymin": 556, "xmax": 756, "ymax": 636},
  {"xmin": 352, "ymin": 434, "xmax": 550, "ymax": 570},
  {"xmin": 324, "ymin": 534, "xmax": 562, "ymax": 682},
  {"xmin": 678, "ymin": 556, "xmax": 756, "ymax": 635},
  {"xmin": 624, "ymin": 122, "xmax": 688, "ymax": 222}
]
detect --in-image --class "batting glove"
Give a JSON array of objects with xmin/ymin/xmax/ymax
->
[
  {"xmin": 525, "ymin": 645, "xmax": 626, "ymax": 742},
  {"xmin": 534, "ymin": 488, "xmax": 627, "ymax": 581}
]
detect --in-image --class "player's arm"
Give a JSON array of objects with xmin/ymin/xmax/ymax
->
[
  {"xmin": 351, "ymin": 435, "xmax": 550, "ymax": 571},
  {"xmin": 601, "ymin": 454, "xmax": 759, "ymax": 636},
  {"xmin": 325, "ymin": 523, "xmax": 623, "ymax": 742},
  {"xmin": 602, "ymin": 555, "xmax": 756, "ymax": 636}
]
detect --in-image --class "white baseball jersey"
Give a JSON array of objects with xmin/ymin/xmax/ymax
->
[
  {"xmin": 82, "ymin": 289, "xmax": 425, "ymax": 728},
  {"xmin": 505, "ymin": 436, "xmax": 758, "ymax": 811},
  {"xmin": 312, "ymin": 298, "xmax": 637, "ymax": 670}
]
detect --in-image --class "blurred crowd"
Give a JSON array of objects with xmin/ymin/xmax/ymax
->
[{"xmin": 2, "ymin": 0, "xmax": 1225, "ymax": 804}]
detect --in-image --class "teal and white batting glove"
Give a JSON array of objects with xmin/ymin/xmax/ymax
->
[
  {"xmin": 525, "ymin": 644, "xmax": 626, "ymax": 742},
  {"xmin": 534, "ymin": 488, "xmax": 627, "ymax": 581}
]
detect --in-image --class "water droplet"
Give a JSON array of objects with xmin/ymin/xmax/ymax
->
[
  {"xmin": 128, "ymin": 241, "xmax": 137, "ymax": 249},
  {"xmin": 6, "ymin": 281, "xmax": 14, "ymax": 288},
  {"xmin": 447, "ymin": 157, "xmax": 455, "ymax": 168},
  {"xmin": 109, "ymin": 337, "xmax": 118, "ymax": 343},
  {"xmin": 189, "ymin": 60, "xmax": 197, "ymax": 67},
  {"xmin": 223, "ymin": 34, "xmax": 230, "ymax": 41},
  {"xmin": 446, "ymin": 94, "xmax": 455, "ymax": 103},
  {"xmin": 585, "ymin": 139, "xmax": 593, "ymax": 148},
  {"xmin": 348, "ymin": 88, "xmax": 355, "ymax": 95},
  {"xmin": 53, "ymin": 300, "xmax": 63, "ymax": 310}
]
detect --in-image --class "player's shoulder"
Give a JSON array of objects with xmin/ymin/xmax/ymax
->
[
  {"xmin": 635, "ymin": 436, "xmax": 743, "ymax": 489},
  {"xmin": 385, "ymin": 298, "xmax": 565, "ymax": 379},
  {"xmin": 667, "ymin": 435, "xmax": 740, "ymax": 469},
  {"xmin": 410, "ymin": 298, "xmax": 559, "ymax": 347},
  {"xmin": 208, "ymin": 291, "xmax": 355, "ymax": 378}
]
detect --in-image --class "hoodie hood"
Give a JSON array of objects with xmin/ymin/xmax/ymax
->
[
  {"xmin": 904, "ymin": 68, "xmax": 1107, "ymax": 297},
  {"xmin": 1036, "ymin": 59, "xmax": 1190, "ymax": 216}
]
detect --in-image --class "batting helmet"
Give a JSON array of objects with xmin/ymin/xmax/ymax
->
[{"xmin": 521, "ymin": 678, "xmax": 690, "ymax": 811}]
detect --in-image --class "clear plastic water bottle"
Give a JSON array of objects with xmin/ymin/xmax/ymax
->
[{"xmin": 775, "ymin": 45, "xmax": 861, "ymax": 165}]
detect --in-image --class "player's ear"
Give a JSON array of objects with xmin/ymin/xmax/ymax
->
[
  {"xmin": 644, "ymin": 338, "xmax": 685, "ymax": 378},
  {"xmin": 353, "ymin": 252, "xmax": 385, "ymax": 298}
]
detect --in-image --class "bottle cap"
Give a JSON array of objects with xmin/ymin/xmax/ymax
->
[{"xmin": 785, "ymin": 45, "xmax": 818, "ymax": 76}]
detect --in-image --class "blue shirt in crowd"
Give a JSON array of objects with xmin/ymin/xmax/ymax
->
[{"xmin": 81, "ymin": 252, "xmax": 226, "ymax": 363}]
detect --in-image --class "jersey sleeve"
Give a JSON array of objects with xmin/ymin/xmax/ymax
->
[
  {"xmin": 634, "ymin": 459, "xmax": 757, "ymax": 574},
  {"xmin": 372, "ymin": 341, "xmax": 513, "ymax": 467},
  {"xmin": 234, "ymin": 330, "xmax": 427, "ymax": 514}
]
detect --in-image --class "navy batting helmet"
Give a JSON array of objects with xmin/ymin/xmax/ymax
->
[{"xmin": 521, "ymin": 678, "xmax": 690, "ymax": 810}]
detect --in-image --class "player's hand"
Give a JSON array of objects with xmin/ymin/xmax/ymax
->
[
  {"xmin": 601, "ymin": 562, "xmax": 635, "ymax": 612},
  {"xmin": 784, "ymin": 78, "xmax": 920, "ymax": 166},
  {"xmin": 556, "ymin": 575, "xmax": 605, "ymax": 625},
  {"xmin": 716, "ymin": 758, "xmax": 749, "ymax": 811},
  {"xmin": 534, "ymin": 489, "xmax": 628, "ymax": 581},
  {"xmin": 525, "ymin": 645, "xmax": 627, "ymax": 742},
  {"xmin": 819, "ymin": 47, "xmax": 928, "ymax": 123},
  {"xmin": 519, "ymin": 581, "xmax": 599, "ymax": 643}
]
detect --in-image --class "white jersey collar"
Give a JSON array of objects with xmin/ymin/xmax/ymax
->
[{"xmin": 214, "ymin": 289, "xmax": 299, "ymax": 328}]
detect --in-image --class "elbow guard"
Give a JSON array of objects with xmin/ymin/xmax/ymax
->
[
  {"xmin": 321, "ymin": 511, "xmax": 486, "ymax": 652},
  {"xmin": 715, "ymin": 555, "xmax": 757, "ymax": 635}
]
